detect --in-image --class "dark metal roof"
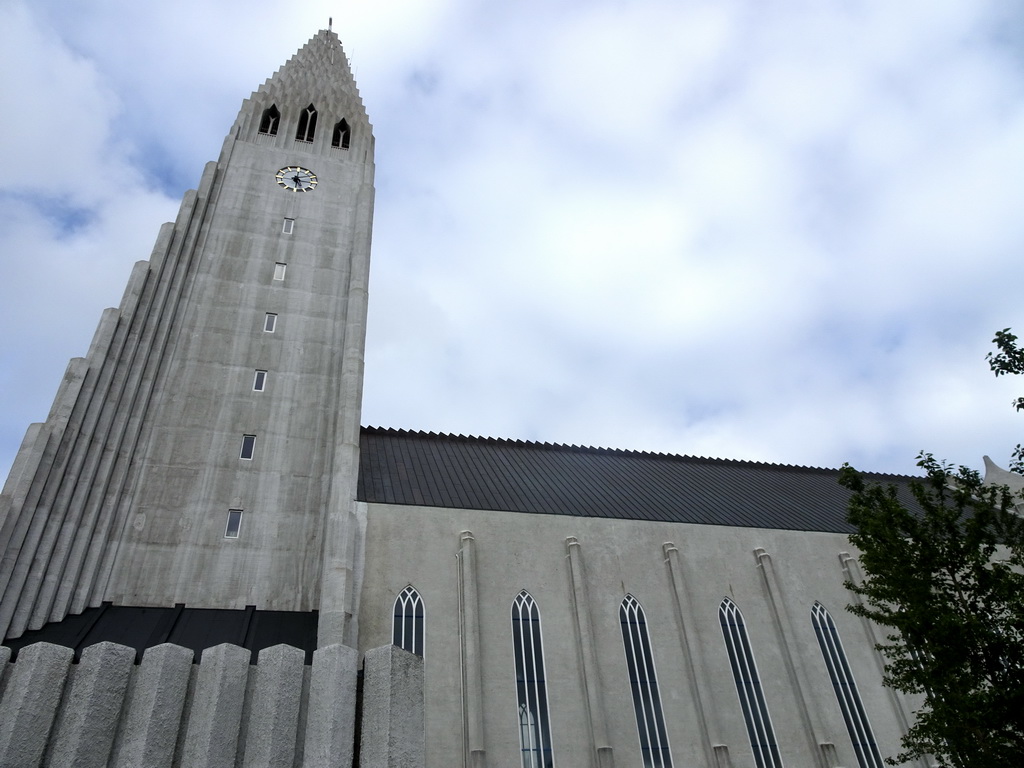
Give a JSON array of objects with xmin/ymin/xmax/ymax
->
[
  {"xmin": 3, "ymin": 604, "xmax": 318, "ymax": 664},
  {"xmin": 358, "ymin": 427, "xmax": 918, "ymax": 533}
]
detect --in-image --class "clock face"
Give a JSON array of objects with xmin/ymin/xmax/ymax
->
[{"xmin": 275, "ymin": 166, "xmax": 318, "ymax": 192}]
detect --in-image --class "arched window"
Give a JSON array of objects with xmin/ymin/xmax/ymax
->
[
  {"xmin": 811, "ymin": 603, "xmax": 883, "ymax": 768},
  {"xmin": 620, "ymin": 595, "xmax": 673, "ymax": 768},
  {"xmin": 332, "ymin": 118, "xmax": 351, "ymax": 149},
  {"xmin": 511, "ymin": 590, "xmax": 554, "ymax": 768},
  {"xmin": 392, "ymin": 586, "xmax": 424, "ymax": 656},
  {"xmin": 258, "ymin": 105, "xmax": 280, "ymax": 135},
  {"xmin": 719, "ymin": 598, "xmax": 782, "ymax": 768},
  {"xmin": 296, "ymin": 103, "xmax": 317, "ymax": 142}
]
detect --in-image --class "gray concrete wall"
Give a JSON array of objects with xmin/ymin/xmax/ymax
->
[
  {"xmin": 0, "ymin": 639, "xmax": 390, "ymax": 768},
  {"xmin": 359, "ymin": 503, "xmax": 920, "ymax": 768}
]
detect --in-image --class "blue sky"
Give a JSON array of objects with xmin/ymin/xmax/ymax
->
[{"xmin": 2, "ymin": 0, "xmax": 1024, "ymax": 482}]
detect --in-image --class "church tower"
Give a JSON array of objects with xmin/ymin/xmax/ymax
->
[{"xmin": 0, "ymin": 30, "xmax": 372, "ymax": 647}]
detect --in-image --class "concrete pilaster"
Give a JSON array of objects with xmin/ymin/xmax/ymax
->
[
  {"xmin": 110, "ymin": 642, "xmax": 192, "ymax": 768},
  {"xmin": 458, "ymin": 530, "xmax": 487, "ymax": 768},
  {"xmin": 181, "ymin": 643, "xmax": 250, "ymax": 768},
  {"xmin": 663, "ymin": 542, "xmax": 720, "ymax": 766},
  {"xmin": 565, "ymin": 537, "xmax": 614, "ymax": 768},
  {"xmin": 302, "ymin": 643, "xmax": 359, "ymax": 768},
  {"xmin": 359, "ymin": 645, "xmax": 424, "ymax": 768},
  {"xmin": 242, "ymin": 644, "xmax": 305, "ymax": 768},
  {"xmin": 47, "ymin": 642, "xmax": 134, "ymax": 768},
  {"xmin": 0, "ymin": 642, "xmax": 73, "ymax": 768},
  {"xmin": 754, "ymin": 547, "xmax": 828, "ymax": 768}
]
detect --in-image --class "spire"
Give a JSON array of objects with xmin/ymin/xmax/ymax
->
[{"xmin": 229, "ymin": 29, "xmax": 370, "ymax": 145}]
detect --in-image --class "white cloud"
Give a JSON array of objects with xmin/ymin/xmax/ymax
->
[{"xmin": 4, "ymin": 0, "xmax": 1024, "ymax": 486}]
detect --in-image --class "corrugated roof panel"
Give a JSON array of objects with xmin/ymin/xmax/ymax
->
[{"xmin": 357, "ymin": 428, "xmax": 917, "ymax": 533}]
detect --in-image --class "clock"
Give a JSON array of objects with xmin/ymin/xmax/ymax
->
[{"xmin": 275, "ymin": 166, "xmax": 318, "ymax": 192}]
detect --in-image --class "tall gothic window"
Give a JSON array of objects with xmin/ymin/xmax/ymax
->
[
  {"xmin": 811, "ymin": 602, "xmax": 884, "ymax": 768},
  {"xmin": 719, "ymin": 598, "xmax": 782, "ymax": 768},
  {"xmin": 392, "ymin": 585, "xmax": 424, "ymax": 656},
  {"xmin": 511, "ymin": 590, "xmax": 554, "ymax": 768},
  {"xmin": 258, "ymin": 104, "xmax": 279, "ymax": 135},
  {"xmin": 296, "ymin": 103, "xmax": 318, "ymax": 142},
  {"xmin": 332, "ymin": 118, "xmax": 351, "ymax": 149},
  {"xmin": 620, "ymin": 595, "xmax": 673, "ymax": 768}
]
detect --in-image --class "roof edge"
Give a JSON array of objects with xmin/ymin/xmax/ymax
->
[{"xmin": 359, "ymin": 425, "xmax": 917, "ymax": 480}]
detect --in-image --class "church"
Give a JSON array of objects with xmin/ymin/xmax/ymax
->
[{"xmin": 0, "ymin": 28, "xmax": 929, "ymax": 768}]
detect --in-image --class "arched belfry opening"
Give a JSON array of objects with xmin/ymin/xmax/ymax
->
[
  {"xmin": 296, "ymin": 103, "xmax": 318, "ymax": 142},
  {"xmin": 258, "ymin": 104, "xmax": 280, "ymax": 135},
  {"xmin": 332, "ymin": 118, "xmax": 351, "ymax": 149}
]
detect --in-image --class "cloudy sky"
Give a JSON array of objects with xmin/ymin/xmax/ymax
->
[{"xmin": 2, "ymin": 0, "xmax": 1024, "ymax": 483}]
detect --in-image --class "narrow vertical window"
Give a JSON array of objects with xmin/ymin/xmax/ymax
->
[
  {"xmin": 264, "ymin": 313, "xmax": 277, "ymax": 333},
  {"xmin": 620, "ymin": 595, "xmax": 673, "ymax": 768},
  {"xmin": 273, "ymin": 263, "xmax": 287, "ymax": 281},
  {"xmin": 282, "ymin": 217, "xmax": 294, "ymax": 234},
  {"xmin": 258, "ymin": 104, "xmax": 279, "ymax": 135},
  {"xmin": 719, "ymin": 598, "xmax": 782, "ymax": 768},
  {"xmin": 511, "ymin": 590, "xmax": 554, "ymax": 768},
  {"xmin": 240, "ymin": 434, "xmax": 256, "ymax": 460},
  {"xmin": 332, "ymin": 118, "xmax": 351, "ymax": 149},
  {"xmin": 393, "ymin": 586, "xmax": 424, "ymax": 656},
  {"xmin": 252, "ymin": 370, "xmax": 267, "ymax": 391},
  {"xmin": 225, "ymin": 509, "xmax": 242, "ymax": 538},
  {"xmin": 812, "ymin": 603, "xmax": 884, "ymax": 768},
  {"xmin": 296, "ymin": 103, "xmax": 317, "ymax": 142}
]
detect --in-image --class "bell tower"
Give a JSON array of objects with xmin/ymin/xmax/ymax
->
[{"xmin": 0, "ymin": 30, "xmax": 373, "ymax": 646}]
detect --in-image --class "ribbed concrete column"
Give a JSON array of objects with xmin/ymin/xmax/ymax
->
[
  {"xmin": 302, "ymin": 643, "xmax": 359, "ymax": 768},
  {"xmin": 26, "ymin": 309, "xmax": 120, "ymax": 633},
  {"xmin": 753, "ymin": 547, "xmax": 828, "ymax": 768},
  {"xmin": 48, "ymin": 641, "xmax": 135, "ymax": 768},
  {"xmin": 0, "ymin": 358, "xmax": 88, "ymax": 640},
  {"xmin": 359, "ymin": 645, "xmax": 424, "ymax": 768},
  {"xmin": 242, "ymin": 644, "xmax": 305, "ymax": 768},
  {"xmin": 181, "ymin": 643, "xmax": 250, "ymax": 768},
  {"xmin": 318, "ymin": 179, "xmax": 374, "ymax": 650},
  {"xmin": 663, "ymin": 542, "xmax": 719, "ymax": 765},
  {"xmin": 90, "ymin": 173, "xmax": 214, "ymax": 613},
  {"xmin": 0, "ymin": 423, "xmax": 43, "ymax": 541},
  {"xmin": 110, "ymin": 643, "xmax": 192, "ymax": 768},
  {"xmin": 73, "ymin": 239, "xmax": 168, "ymax": 615},
  {"xmin": 565, "ymin": 537, "xmax": 614, "ymax": 768},
  {"xmin": 458, "ymin": 530, "xmax": 486, "ymax": 768},
  {"xmin": 0, "ymin": 642, "xmax": 73, "ymax": 768}
]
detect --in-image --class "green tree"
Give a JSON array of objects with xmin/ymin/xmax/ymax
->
[
  {"xmin": 839, "ymin": 329, "xmax": 1024, "ymax": 767},
  {"xmin": 986, "ymin": 327, "xmax": 1024, "ymax": 473}
]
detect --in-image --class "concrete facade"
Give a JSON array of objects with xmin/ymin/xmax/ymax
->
[{"xmin": 358, "ymin": 504, "xmax": 924, "ymax": 768}]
